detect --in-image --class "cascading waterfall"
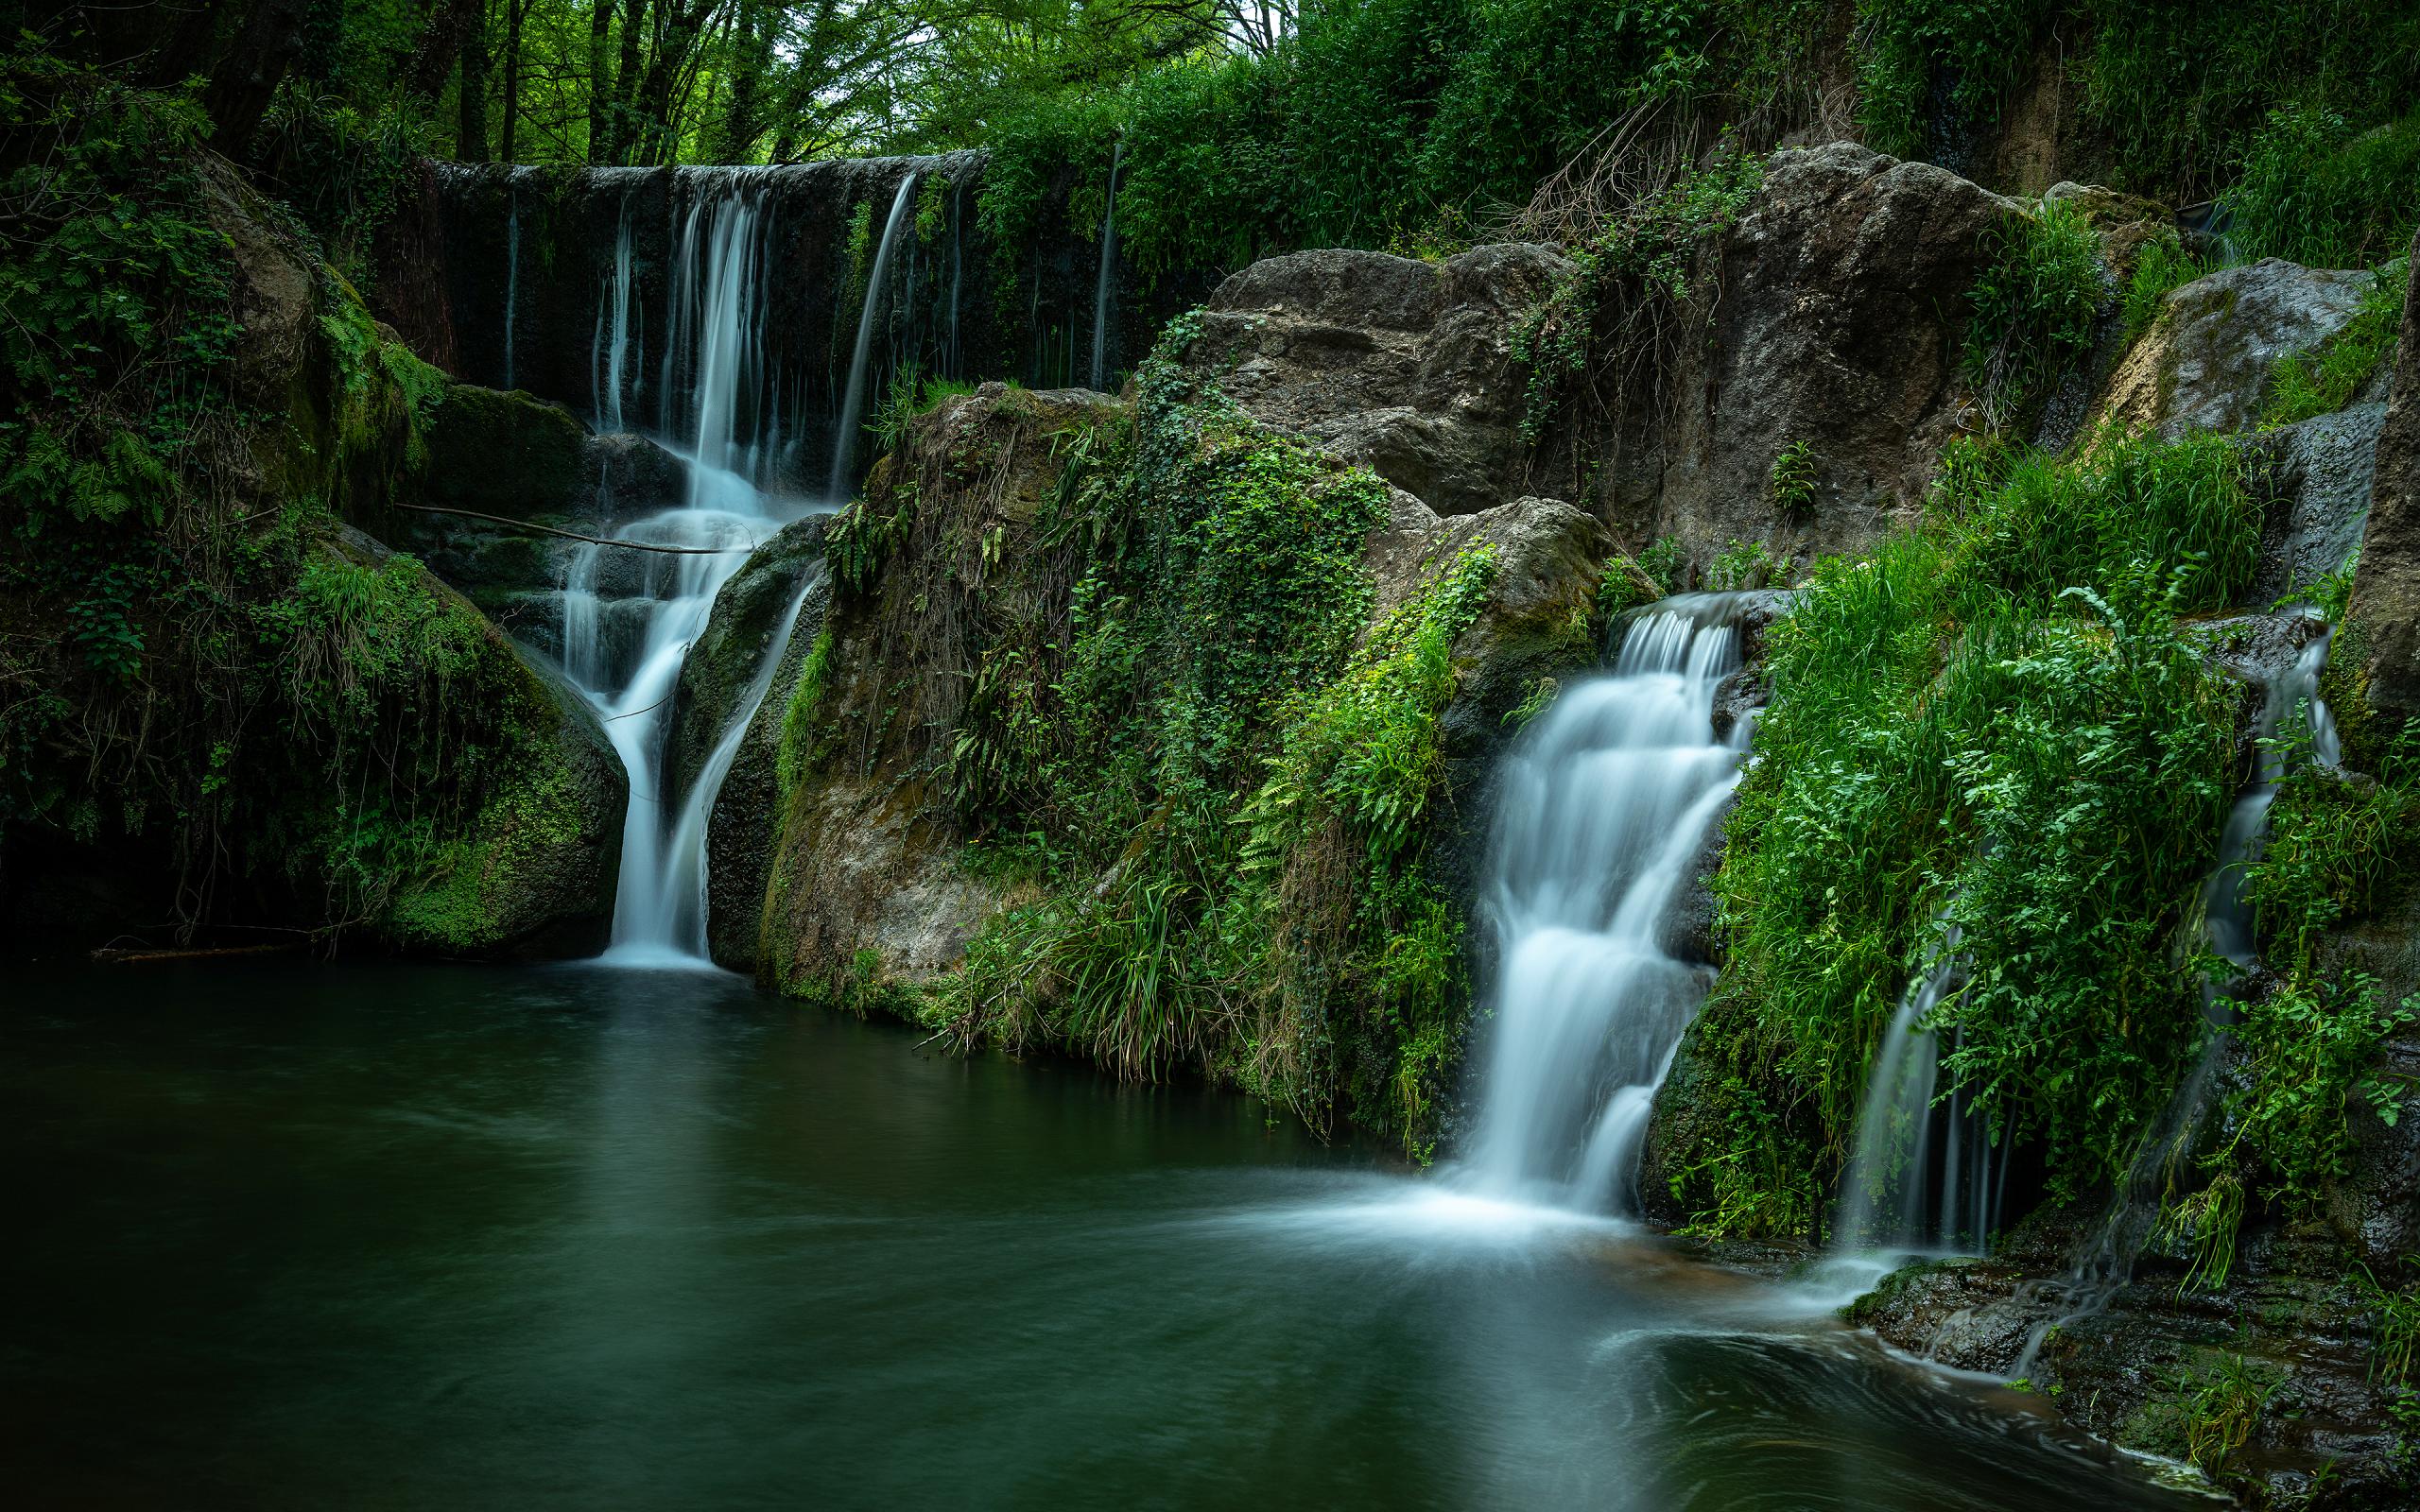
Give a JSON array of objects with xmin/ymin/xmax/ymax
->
[
  {"xmin": 560, "ymin": 173, "xmax": 815, "ymax": 967},
  {"xmin": 592, "ymin": 197, "xmax": 637, "ymax": 432},
  {"xmin": 947, "ymin": 181, "xmax": 964, "ymax": 377},
  {"xmin": 828, "ymin": 172, "xmax": 918, "ymax": 500},
  {"xmin": 503, "ymin": 179, "xmax": 520, "ymax": 390},
  {"xmin": 1091, "ymin": 143, "xmax": 1122, "ymax": 391},
  {"xmin": 1462, "ymin": 596, "xmax": 1753, "ymax": 1212}
]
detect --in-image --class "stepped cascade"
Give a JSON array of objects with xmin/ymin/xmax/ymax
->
[{"xmin": 1462, "ymin": 596, "xmax": 1754, "ymax": 1212}]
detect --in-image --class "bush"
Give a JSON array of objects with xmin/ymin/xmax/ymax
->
[{"xmin": 2225, "ymin": 106, "xmax": 2420, "ymax": 269}]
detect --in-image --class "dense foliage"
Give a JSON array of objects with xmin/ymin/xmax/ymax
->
[
  {"xmin": 0, "ymin": 51, "xmax": 580, "ymax": 948},
  {"xmin": 1679, "ymin": 433, "xmax": 2256, "ymax": 1236}
]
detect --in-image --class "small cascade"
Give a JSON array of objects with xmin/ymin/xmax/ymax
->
[
  {"xmin": 1461, "ymin": 596, "xmax": 1753, "ymax": 1212},
  {"xmin": 946, "ymin": 181, "xmax": 964, "ymax": 377},
  {"xmin": 1091, "ymin": 143, "xmax": 1122, "ymax": 391},
  {"xmin": 560, "ymin": 173, "xmax": 817, "ymax": 968},
  {"xmin": 828, "ymin": 172, "xmax": 919, "ymax": 500},
  {"xmin": 592, "ymin": 197, "xmax": 637, "ymax": 432},
  {"xmin": 1829, "ymin": 922, "xmax": 2009, "ymax": 1260},
  {"xmin": 1995, "ymin": 623, "xmax": 2338, "ymax": 1369},
  {"xmin": 503, "ymin": 178, "xmax": 521, "ymax": 390}
]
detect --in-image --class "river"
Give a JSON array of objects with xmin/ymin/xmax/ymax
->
[{"xmin": 0, "ymin": 960, "xmax": 2203, "ymax": 1508}]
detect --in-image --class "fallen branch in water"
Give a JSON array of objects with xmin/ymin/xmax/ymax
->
[{"xmin": 395, "ymin": 503, "xmax": 740, "ymax": 555}]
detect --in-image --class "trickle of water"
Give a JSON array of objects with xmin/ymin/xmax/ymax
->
[
  {"xmin": 946, "ymin": 180, "xmax": 964, "ymax": 377},
  {"xmin": 1091, "ymin": 143, "xmax": 1122, "ymax": 391},
  {"xmin": 1461, "ymin": 595, "xmax": 1753, "ymax": 1212},
  {"xmin": 503, "ymin": 178, "xmax": 521, "ymax": 390},
  {"xmin": 592, "ymin": 197, "xmax": 637, "ymax": 432},
  {"xmin": 828, "ymin": 171, "xmax": 919, "ymax": 500}
]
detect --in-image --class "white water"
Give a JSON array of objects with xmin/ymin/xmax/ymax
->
[
  {"xmin": 1091, "ymin": 143, "xmax": 1122, "ymax": 391},
  {"xmin": 1461, "ymin": 597, "xmax": 1752, "ymax": 1213},
  {"xmin": 563, "ymin": 176, "xmax": 819, "ymax": 968},
  {"xmin": 828, "ymin": 172, "xmax": 919, "ymax": 500},
  {"xmin": 592, "ymin": 198, "xmax": 637, "ymax": 432}
]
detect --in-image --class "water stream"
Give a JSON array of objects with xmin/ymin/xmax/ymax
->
[
  {"xmin": 1091, "ymin": 143, "xmax": 1122, "ymax": 390},
  {"xmin": 562, "ymin": 176, "xmax": 820, "ymax": 968},
  {"xmin": 592, "ymin": 194, "xmax": 638, "ymax": 433},
  {"xmin": 503, "ymin": 177, "xmax": 521, "ymax": 390},
  {"xmin": 828, "ymin": 171, "xmax": 919, "ymax": 500},
  {"xmin": 1461, "ymin": 596, "xmax": 1752, "ymax": 1212}
]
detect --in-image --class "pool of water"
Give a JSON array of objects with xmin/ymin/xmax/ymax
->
[{"xmin": 3, "ymin": 962, "xmax": 2197, "ymax": 1509}]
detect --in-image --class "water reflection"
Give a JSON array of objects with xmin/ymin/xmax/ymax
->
[{"xmin": 1, "ymin": 963, "xmax": 2197, "ymax": 1509}]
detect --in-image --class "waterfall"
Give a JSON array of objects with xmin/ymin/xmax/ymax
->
[
  {"xmin": 559, "ymin": 173, "xmax": 815, "ymax": 968},
  {"xmin": 1461, "ymin": 596, "xmax": 1752, "ymax": 1212},
  {"xmin": 947, "ymin": 181, "xmax": 964, "ymax": 377},
  {"xmin": 1091, "ymin": 144, "xmax": 1122, "ymax": 391},
  {"xmin": 828, "ymin": 172, "xmax": 919, "ymax": 501},
  {"xmin": 503, "ymin": 179, "xmax": 520, "ymax": 391},
  {"xmin": 1830, "ymin": 921, "xmax": 2008, "ymax": 1257},
  {"xmin": 592, "ymin": 198, "xmax": 637, "ymax": 432}
]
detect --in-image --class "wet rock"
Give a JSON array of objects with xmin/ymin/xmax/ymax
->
[
  {"xmin": 2251, "ymin": 402, "xmax": 2387, "ymax": 603},
  {"xmin": 2096, "ymin": 260, "xmax": 2378, "ymax": 440},
  {"xmin": 2351, "ymin": 232, "xmax": 2420, "ymax": 716},
  {"xmin": 1189, "ymin": 244, "xmax": 1573, "ymax": 516}
]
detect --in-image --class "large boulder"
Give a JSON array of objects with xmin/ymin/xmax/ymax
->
[
  {"xmin": 1187, "ymin": 245, "xmax": 1572, "ymax": 517},
  {"xmin": 1602, "ymin": 144, "xmax": 2021, "ymax": 568},
  {"xmin": 2096, "ymin": 260, "xmax": 2380, "ymax": 440},
  {"xmin": 2251, "ymin": 401, "xmax": 2388, "ymax": 603},
  {"xmin": 2352, "ymin": 233, "xmax": 2420, "ymax": 715}
]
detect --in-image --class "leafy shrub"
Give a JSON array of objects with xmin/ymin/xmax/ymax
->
[{"xmin": 1962, "ymin": 199, "xmax": 2105, "ymax": 429}]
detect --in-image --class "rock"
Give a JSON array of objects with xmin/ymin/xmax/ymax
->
[
  {"xmin": 2250, "ymin": 401, "xmax": 2386, "ymax": 604},
  {"xmin": 663, "ymin": 516, "xmax": 831, "ymax": 971},
  {"xmin": 199, "ymin": 158, "xmax": 316, "ymax": 414},
  {"xmin": 318, "ymin": 531, "xmax": 629, "ymax": 959},
  {"xmin": 1606, "ymin": 144, "xmax": 2021, "ymax": 570},
  {"xmin": 378, "ymin": 380, "xmax": 687, "ymax": 624},
  {"xmin": 2095, "ymin": 259, "xmax": 2379, "ymax": 440},
  {"xmin": 2351, "ymin": 232, "xmax": 2420, "ymax": 716},
  {"xmin": 1188, "ymin": 244, "xmax": 1573, "ymax": 517}
]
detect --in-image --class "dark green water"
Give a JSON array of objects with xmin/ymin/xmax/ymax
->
[{"xmin": 4, "ymin": 963, "xmax": 2196, "ymax": 1509}]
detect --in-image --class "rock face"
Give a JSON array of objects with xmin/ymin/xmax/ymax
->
[
  {"xmin": 1579, "ymin": 144, "xmax": 2019, "ymax": 570},
  {"xmin": 758, "ymin": 383, "xmax": 1611, "ymax": 1024},
  {"xmin": 371, "ymin": 380, "xmax": 685, "ymax": 639},
  {"xmin": 2352, "ymin": 234, "xmax": 2420, "ymax": 715},
  {"xmin": 1188, "ymin": 245, "xmax": 1573, "ymax": 516},
  {"xmin": 2252, "ymin": 402, "xmax": 2387, "ymax": 603},
  {"xmin": 2097, "ymin": 260, "xmax": 2379, "ymax": 440}
]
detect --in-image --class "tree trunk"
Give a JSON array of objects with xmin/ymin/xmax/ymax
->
[
  {"xmin": 608, "ymin": 0, "xmax": 650, "ymax": 164},
  {"xmin": 499, "ymin": 0, "xmax": 524, "ymax": 163},
  {"xmin": 587, "ymin": 0, "xmax": 614, "ymax": 163},
  {"xmin": 716, "ymin": 0, "xmax": 770, "ymax": 163},
  {"xmin": 201, "ymin": 0, "xmax": 308, "ymax": 161},
  {"xmin": 457, "ymin": 0, "xmax": 491, "ymax": 163},
  {"xmin": 407, "ymin": 0, "xmax": 477, "ymax": 104},
  {"xmin": 630, "ymin": 0, "xmax": 714, "ymax": 166}
]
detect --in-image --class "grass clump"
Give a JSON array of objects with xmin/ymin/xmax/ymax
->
[
  {"xmin": 1679, "ymin": 431, "xmax": 2254, "ymax": 1235},
  {"xmin": 2224, "ymin": 105, "xmax": 2420, "ymax": 270},
  {"xmin": 1962, "ymin": 199, "xmax": 2105, "ymax": 431},
  {"xmin": 2263, "ymin": 260, "xmax": 2409, "ymax": 428},
  {"xmin": 2122, "ymin": 232, "xmax": 2209, "ymax": 342}
]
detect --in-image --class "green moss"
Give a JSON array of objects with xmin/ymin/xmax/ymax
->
[{"xmin": 776, "ymin": 629, "xmax": 837, "ymax": 799}]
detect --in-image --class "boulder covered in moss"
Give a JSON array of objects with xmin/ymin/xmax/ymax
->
[{"xmin": 2096, "ymin": 260, "xmax": 2380, "ymax": 440}]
